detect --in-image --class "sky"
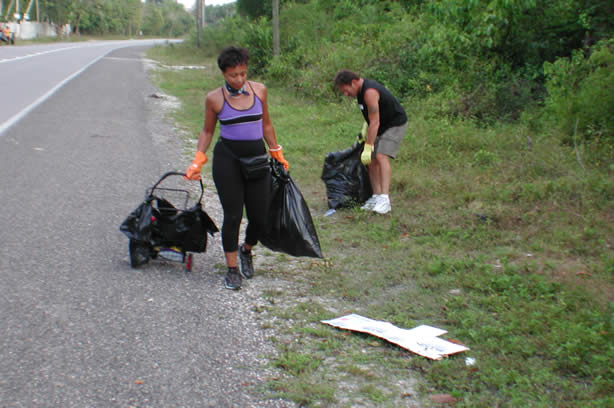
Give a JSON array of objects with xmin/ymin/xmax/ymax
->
[{"xmin": 177, "ymin": 0, "xmax": 236, "ymax": 9}]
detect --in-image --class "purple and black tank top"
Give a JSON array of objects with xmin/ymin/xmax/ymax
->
[{"xmin": 218, "ymin": 83, "xmax": 263, "ymax": 141}]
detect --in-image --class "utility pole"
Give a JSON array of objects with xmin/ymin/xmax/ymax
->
[
  {"xmin": 272, "ymin": 0, "xmax": 279, "ymax": 56},
  {"xmin": 196, "ymin": 0, "xmax": 202, "ymax": 47}
]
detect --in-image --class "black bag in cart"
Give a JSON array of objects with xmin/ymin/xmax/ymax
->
[
  {"xmin": 120, "ymin": 172, "xmax": 218, "ymax": 269},
  {"xmin": 259, "ymin": 160, "xmax": 323, "ymax": 258}
]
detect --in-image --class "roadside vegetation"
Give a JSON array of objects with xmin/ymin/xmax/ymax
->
[
  {"xmin": 1, "ymin": 0, "xmax": 210, "ymax": 39},
  {"xmin": 147, "ymin": 1, "xmax": 613, "ymax": 407}
]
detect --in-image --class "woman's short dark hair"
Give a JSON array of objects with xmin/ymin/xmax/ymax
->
[
  {"xmin": 334, "ymin": 70, "xmax": 360, "ymax": 86},
  {"xmin": 217, "ymin": 46, "xmax": 249, "ymax": 72}
]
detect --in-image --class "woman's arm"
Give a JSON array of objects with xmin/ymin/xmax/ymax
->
[
  {"xmin": 196, "ymin": 90, "xmax": 221, "ymax": 153},
  {"xmin": 252, "ymin": 81, "xmax": 288, "ymax": 169},
  {"xmin": 255, "ymin": 83, "xmax": 279, "ymax": 150},
  {"xmin": 185, "ymin": 89, "xmax": 222, "ymax": 179}
]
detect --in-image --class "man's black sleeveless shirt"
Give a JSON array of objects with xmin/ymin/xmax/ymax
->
[{"xmin": 357, "ymin": 79, "xmax": 407, "ymax": 135}]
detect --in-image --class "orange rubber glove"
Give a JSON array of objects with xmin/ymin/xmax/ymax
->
[
  {"xmin": 185, "ymin": 151, "xmax": 208, "ymax": 180},
  {"xmin": 269, "ymin": 145, "xmax": 289, "ymax": 171}
]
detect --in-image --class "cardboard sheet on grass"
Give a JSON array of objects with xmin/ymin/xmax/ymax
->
[{"xmin": 321, "ymin": 314, "xmax": 469, "ymax": 360}]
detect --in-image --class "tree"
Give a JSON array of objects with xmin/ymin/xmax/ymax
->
[
  {"xmin": 141, "ymin": 0, "xmax": 191, "ymax": 37},
  {"xmin": 40, "ymin": 0, "xmax": 72, "ymax": 37},
  {"xmin": 272, "ymin": 0, "xmax": 279, "ymax": 56},
  {"xmin": 237, "ymin": 0, "xmax": 265, "ymax": 19},
  {"xmin": 205, "ymin": 3, "xmax": 235, "ymax": 24}
]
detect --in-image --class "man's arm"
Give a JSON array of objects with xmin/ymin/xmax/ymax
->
[{"xmin": 364, "ymin": 88, "xmax": 380, "ymax": 145}]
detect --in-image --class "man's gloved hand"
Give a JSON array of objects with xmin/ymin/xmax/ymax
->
[
  {"xmin": 270, "ymin": 145, "xmax": 289, "ymax": 171},
  {"xmin": 361, "ymin": 143, "xmax": 373, "ymax": 166},
  {"xmin": 185, "ymin": 151, "xmax": 208, "ymax": 180},
  {"xmin": 357, "ymin": 122, "xmax": 368, "ymax": 142}
]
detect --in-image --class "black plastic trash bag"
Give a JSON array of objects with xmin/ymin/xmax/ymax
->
[
  {"xmin": 259, "ymin": 160, "xmax": 323, "ymax": 258},
  {"xmin": 321, "ymin": 141, "xmax": 372, "ymax": 209},
  {"xmin": 120, "ymin": 197, "xmax": 217, "ymax": 252},
  {"xmin": 120, "ymin": 172, "xmax": 218, "ymax": 267}
]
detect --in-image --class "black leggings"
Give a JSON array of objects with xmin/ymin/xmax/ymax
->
[{"xmin": 212, "ymin": 138, "xmax": 271, "ymax": 253}]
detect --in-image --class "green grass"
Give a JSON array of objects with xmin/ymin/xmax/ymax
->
[{"xmin": 147, "ymin": 43, "xmax": 614, "ymax": 408}]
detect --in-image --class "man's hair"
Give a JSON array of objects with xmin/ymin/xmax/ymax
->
[
  {"xmin": 334, "ymin": 70, "xmax": 360, "ymax": 86},
  {"xmin": 217, "ymin": 46, "xmax": 249, "ymax": 72}
]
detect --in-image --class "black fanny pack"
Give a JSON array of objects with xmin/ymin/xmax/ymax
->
[
  {"xmin": 239, "ymin": 154, "xmax": 270, "ymax": 180},
  {"xmin": 220, "ymin": 140, "xmax": 270, "ymax": 180}
]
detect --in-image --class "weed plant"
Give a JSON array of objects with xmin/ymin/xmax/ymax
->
[{"xmin": 147, "ymin": 45, "xmax": 613, "ymax": 408}]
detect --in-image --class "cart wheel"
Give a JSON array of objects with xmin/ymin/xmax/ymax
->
[
  {"xmin": 129, "ymin": 240, "xmax": 152, "ymax": 268},
  {"xmin": 185, "ymin": 253, "xmax": 193, "ymax": 271}
]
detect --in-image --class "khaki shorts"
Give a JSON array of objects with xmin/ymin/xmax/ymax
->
[{"xmin": 374, "ymin": 122, "xmax": 407, "ymax": 158}]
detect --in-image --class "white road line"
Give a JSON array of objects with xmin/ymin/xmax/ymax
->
[
  {"xmin": 0, "ymin": 51, "xmax": 110, "ymax": 136},
  {"xmin": 0, "ymin": 43, "xmax": 111, "ymax": 64}
]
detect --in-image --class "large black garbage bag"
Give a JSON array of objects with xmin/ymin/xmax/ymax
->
[
  {"xmin": 259, "ymin": 160, "xmax": 323, "ymax": 258},
  {"xmin": 120, "ymin": 198, "xmax": 218, "ymax": 252},
  {"xmin": 321, "ymin": 141, "xmax": 372, "ymax": 209},
  {"xmin": 120, "ymin": 172, "xmax": 218, "ymax": 254}
]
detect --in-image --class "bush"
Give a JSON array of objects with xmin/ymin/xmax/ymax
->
[
  {"xmin": 544, "ymin": 39, "xmax": 614, "ymax": 144},
  {"xmin": 191, "ymin": 15, "xmax": 249, "ymax": 56}
]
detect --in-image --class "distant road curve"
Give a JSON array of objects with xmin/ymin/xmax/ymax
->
[{"xmin": 0, "ymin": 39, "xmax": 182, "ymax": 136}]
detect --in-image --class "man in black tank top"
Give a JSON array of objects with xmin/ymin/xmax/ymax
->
[{"xmin": 334, "ymin": 70, "xmax": 408, "ymax": 215}]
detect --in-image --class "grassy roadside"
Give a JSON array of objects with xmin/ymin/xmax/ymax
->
[{"xmin": 147, "ymin": 44, "xmax": 613, "ymax": 408}]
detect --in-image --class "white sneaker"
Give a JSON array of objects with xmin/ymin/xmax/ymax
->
[
  {"xmin": 372, "ymin": 195, "xmax": 391, "ymax": 214},
  {"xmin": 361, "ymin": 195, "xmax": 379, "ymax": 210}
]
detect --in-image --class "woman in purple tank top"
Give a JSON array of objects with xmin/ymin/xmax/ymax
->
[{"xmin": 185, "ymin": 46, "xmax": 290, "ymax": 290}]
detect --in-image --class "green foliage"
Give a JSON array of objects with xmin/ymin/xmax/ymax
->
[
  {"xmin": 141, "ymin": 0, "xmax": 192, "ymax": 37},
  {"xmin": 265, "ymin": 0, "xmax": 612, "ymax": 127},
  {"xmin": 40, "ymin": 0, "xmax": 72, "ymax": 30},
  {"xmin": 236, "ymin": 0, "xmax": 267, "ymax": 19},
  {"xmin": 273, "ymin": 350, "xmax": 321, "ymax": 376},
  {"xmin": 189, "ymin": 14, "xmax": 273, "ymax": 76},
  {"xmin": 545, "ymin": 39, "xmax": 614, "ymax": 144},
  {"xmin": 204, "ymin": 3, "xmax": 236, "ymax": 25},
  {"xmin": 193, "ymin": 15, "xmax": 247, "ymax": 56},
  {"xmin": 242, "ymin": 17, "xmax": 274, "ymax": 75},
  {"xmin": 38, "ymin": 0, "xmax": 191, "ymax": 37}
]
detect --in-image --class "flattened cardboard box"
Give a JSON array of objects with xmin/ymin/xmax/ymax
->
[{"xmin": 322, "ymin": 313, "xmax": 469, "ymax": 360}]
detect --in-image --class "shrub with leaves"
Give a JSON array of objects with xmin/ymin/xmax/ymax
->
[{"xmin": 544, "ymin": 39, "xmax": 614, "ymax": 144}]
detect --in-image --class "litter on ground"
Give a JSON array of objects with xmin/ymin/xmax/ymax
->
[{"xmin": 321, "ymin": 313, "xmax": 469, "ymax": 360}]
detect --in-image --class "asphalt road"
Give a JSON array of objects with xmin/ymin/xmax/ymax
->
[
  {"xmin": 0, "ymin": 40, "xmax": 176, "ymax": 134},
  {"xmin": 0, "ymin": 44, "xmax": 294, "ymax": 407}
]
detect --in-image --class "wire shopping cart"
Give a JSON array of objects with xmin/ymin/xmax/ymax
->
[{"xmin": 119, "ymin": 171, "xmax": 218, "ymax": 271}]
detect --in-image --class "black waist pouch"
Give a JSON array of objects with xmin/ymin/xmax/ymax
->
[{"xmin": 239, "ymin": 154, "xmax": 270, "ymax": 180}]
